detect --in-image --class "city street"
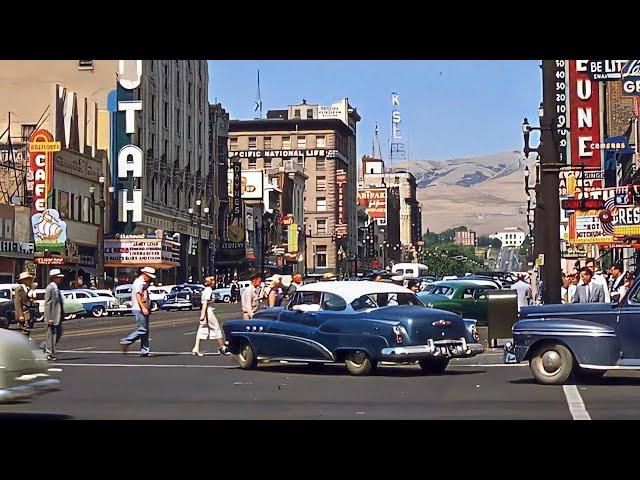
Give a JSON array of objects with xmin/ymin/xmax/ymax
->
[{"xmin": 2, "ymin": 304, "xmax": 640, "ymax": 420}]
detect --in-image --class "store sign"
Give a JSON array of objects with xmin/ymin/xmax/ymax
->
[
  {"xmin": 34, "ymin": 257, "xmax": 64, "ymax": 265},
  {"xmin": 555, "ymin": 60, "xmax": 569, "ymax": 164},
  {"xmin": 358, "ymin": 188, "xmax": 387, "ymax": 225},
  {"xmin": 116, "ymin": 60, "xmax": 144, "ymax": 224},
  {"xmin": 0, "ymin": 242, "xmax": 34, "ymax": 254},
  {"xmin": 335, "ymin": 170, "xmax": 347, "ymax": 237},
  {"xmin": 288, "ymin": 223, "xmax": 299, "ymax": 253},
  {"xmin": 231, "ymin": 161, "xmax": 242, "ymax": 218},
  {"xmin": 559, "ymin": 169, "xmax": 603, "ymax": 196},
  {"xmin": 569, "ymin": 210, "xmax": 611, "ymax": 244},
  {"xmin": 28, "ymin": 129, "xmax": 59, "ymax": 214},
  {"xmin": 227, "ymin": 169, "xmax": 264, "ymax": 200},
  {"xmin": 621, "ymin": 60, "xmax": 640, "ymax": 97},
  {"xmin": 586, "ymin": 60, "xmax": 627, "ymax": 81},
  {"xmin": 104, "ymin": 234, "xmax": 180, "ymax": 267},
  {"xmin": 568, "ymin": 60, "xmax": 603, "ymax": 170},
  {"xmin": 280, "ymin": 214, "xmax": 294, "ymax": 226},
  {"xmin": 31, "ymin": 209, "xmax": 67, "ymax": 253},
  {"xmin": 228, "ymin": 149, "xmax": 339, "ymax": 159}
]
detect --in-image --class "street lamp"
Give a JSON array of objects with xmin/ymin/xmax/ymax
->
[{"xmin": 89, "ymin": 176, "xmax": 107, "ymax": 288}]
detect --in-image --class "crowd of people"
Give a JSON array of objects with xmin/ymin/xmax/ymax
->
[{"xmin": 561, "ymin": 258, "xmax": 634, "ymax": 304}]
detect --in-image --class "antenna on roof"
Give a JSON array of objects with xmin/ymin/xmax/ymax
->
[{"xmin": 254, "ymin": 70, "xmax": 263, "ymax": 119}]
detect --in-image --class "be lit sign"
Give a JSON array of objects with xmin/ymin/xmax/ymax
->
[{"xmin": 116, "ymin": 60, "xmax": 144, "ymax": 223}]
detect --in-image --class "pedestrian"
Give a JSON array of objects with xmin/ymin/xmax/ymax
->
[
  {"xmin": 407, "ymin": 279, "xmax": 420, "ymax": 293},
  {"xmin": 608, "ymin": 261, "xmax": 625, "ymax": 302},
  {"xmin": 241, "ymin": 274, "xmax": 263, "ymax": 320},
  {"xmin": 567, "ymin": 273, "xmax": 578, "ymax": 303},
  {"xmin": 321, "ymin": 272, "xmax": 337, "ymax": 282},
  {"xmin": 583, "ymin": 258, "xmax": 611, "ymax": 302},
  {"xmin": 573, "ymin": 268, "xmax": 606, "ymax": 303},
  {"xmin": 191, "ymin": 276, "xmax": 231, "ymax": 357},
  {"xmin": 230, "ymin": 281, "xmax": 240, "ymax": 304},
  {"xmin": 14, "ymin": 271, "xmax": 35, "ymax": 335},
  {"xmin": 267, "ymin": 277, "xmax": 284, "ymax": 307},
  {"xmin": 561, "ymin": 274, "xmax": 571, "ymax": 304},
  {"xmin": 44, "ymin": 269, "xmax": 65, "ymax": 361},
  {"xmin": 510, "ymin": 274, "xmax": 532, "ymax": 309},
  {"xmin": 619, "ymin": 273, "xmax": 635, "ymax": 301},
  {"xmin": 373, "ymin": 274, "xmax": 382, "ymax": 282},
  {"xmin": 120, "ymin": 267, "xmax": 156, "ymax": 356},
  {"xmin": 286, "ymin": 272, "xmax": 303, "ymax": 298}
]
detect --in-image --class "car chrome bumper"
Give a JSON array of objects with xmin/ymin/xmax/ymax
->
[
  {"xmin": 381, "ymin": 338, "xmax": 484, "ymax": 361},
  {"xmin": 0, "ymin": 377, "xmax": 61, "ymax": 403},
  {"xmin": 503, "ymin": 342, "xmax": 517, "ymax": 363}
]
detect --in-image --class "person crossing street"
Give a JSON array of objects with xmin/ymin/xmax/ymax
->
[
  {"xmin": 120, "ymin": 267, "xmax": 156, "ymax": 357},
  {"xmin": 44, "ymin": 269, "xmax": 65, "ymax": 361}
]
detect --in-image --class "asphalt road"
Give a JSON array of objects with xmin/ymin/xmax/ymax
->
[{"xmin": 3, "ymin": 304, "xmax": 640, "ymax": 419}]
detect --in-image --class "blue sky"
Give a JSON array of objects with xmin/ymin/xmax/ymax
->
[{"xmin": 208, "ymin": 60, "xmax": 541, "ymax": 161}]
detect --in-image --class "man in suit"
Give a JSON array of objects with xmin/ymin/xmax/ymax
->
[
  {"xmin": 14, "ymin": 271, "xmax": 35, "ymax": 334},
  {"xmin": 44, "ymin": 269, "xmax": 65, "ymax": 361},
  {"xmin": 573, "ymin": 268, "xmax": 606, "ymax": 303},
  {"xmin": 609, "ymin": 261, "xmax": 625, "ymax": 302}
]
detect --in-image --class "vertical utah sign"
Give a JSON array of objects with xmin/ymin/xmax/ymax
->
[{"xmin": 116, "ymin": 60, "xmax": 143, "ymax": 230}]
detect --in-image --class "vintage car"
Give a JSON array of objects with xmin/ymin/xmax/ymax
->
[
  {"xmin": 213, "ymin": 287, "xmax": 232, "ymax": 303},
  {"xmin": 0, "ymin": 328, "xmax": 60, "ymax": 403},
  {"xmin": 62, "ymin": 289, "xmax": 117, "ymax": 318},
  {"xmin": 161, "ymin": 284, "xmax": 204, "ymax": 311},
  {"xmin": 417, "ymin": 280, "xmax": 499, "ymax": 326},
  {"xmin": 504, "ymin": 277, "xmax": 640, "ymax": 384},
  {"xmin": 33, "ymin": 289, "xmax": 86, "ymax": 321},
  {"xmin": 223, "ymin": 281, "xmax": 484, "ymax": 376}
]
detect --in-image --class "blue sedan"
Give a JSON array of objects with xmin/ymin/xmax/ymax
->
[{"xmin": 223, "ymin": 281, "xmax": 484, "ymax": 376}]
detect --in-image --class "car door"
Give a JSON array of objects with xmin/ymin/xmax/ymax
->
[
  {"xmin": 471, "ymin": 288, "xmax": 491, "ymax": 322},
  {"xmin": 458, "ymin": 288, "xmax": 477, "ymax": 317},
  {"xmin": 265, "ymin": 291, "xmax": 323, "ymax": 360},
  {"xmin": 616, "ymin": 285, "xmax": 640, "ymax": 363}
]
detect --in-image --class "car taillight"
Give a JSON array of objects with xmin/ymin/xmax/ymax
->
[{"xmin": 393, "ymin": 325, "xmax": 405, "ymax": 344}]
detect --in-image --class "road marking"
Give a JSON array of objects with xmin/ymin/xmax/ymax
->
[
  {"xmin": 74, "ymin": 346, "xmax": 96, "ymax": 351},
  {"xmin": 52, "ymin": 363, "xmax": 238, "ymax": 369},
  {"xmin": 563, "ymin": 385, "xmax": 591, "ymax": 420},
  {"xmin": 56, "ymin": 350, "xmax": 222, "ymax": 355}
]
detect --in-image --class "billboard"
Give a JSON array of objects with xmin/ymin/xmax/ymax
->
[
  {"xmin": 28, "ymin": 129, "xmax": 59, "ymax": 214},
  {"xmin": 358, "ymin": 188, "xmax": 387, "ymax": 225},
  {"xmin": 568, "ymin": 60, "xmax": 604, "ymax": 170},
  {"xmin": 335, "ymin": 170, "xmax": 347, "ymax": 237},
  {"xmin": 31, "ymin": 209, "xmax": 67, "ymax": 253},
  {"xmin": 559, "ymin": 169, "xmax": 603, "ymax": 197},
  {"xmin": 104, "ymin": 234, "xmax": 180, "ymax": 268},
  {"xmin": 227, "ymin": 169, "xmax": 264, "ymax": 200}
]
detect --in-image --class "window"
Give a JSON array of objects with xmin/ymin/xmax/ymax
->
[
  {"xmin": 176, "ymin": 71, "xmax": 180, "ymax": 97},
  {"xmin": 164, "ymin": 65, "xmax": 168, "ymax": 90},
  {"xmin": 82, "ymin": 197, "xmax": 90, "ymax": 223},
  {"xmin": 288, "ymin": 291, "xmax": 322, "ymax": 310},
  {"xmin": 230, "ymin": 138, "xmax": 238, "ymax": 150},
  {"xmin": 188, "ymin": 116, "xmax": 192, "ymax": 139},
  {"xmin": 176, "ymin": 109, "xmax": 181, "ymax": 133},
  {"xmin": 282, "ymin": 136, "xmax": 291, "ymax": 149},
  {"xmin": 58, "ymin": 191, "xmax": 69, "ymax": 218},
  {"xmin": 316, "ymin": 135, "xmax": 326, "ymax": 148},
  {"xmin": 306, "ymin": 109, "xmax": 313, "ymax": 119},
  {"xmin": 198, "ymin": 121, "xmax": 202, "ymax": 142},
  {"xmin": 198, "ymin": 87, "xmax": 202, "ymax": 108},
  {"xmin": 78, "ymin": 60, "xmax": 93, "ymax": 70},
  {"xmin": 315, "ymin": 245, "xmax": 327, "ymax": 268},
  {"xmin": 150, "ymin": 133, "xmax": 155, "ymax": 156},
  {"xmin": 249, "ymin": 158, "xmax": 257, "ymax": 169},
  {"xmin": 75, "ymin": 292, "xmax": 89, "ymax": 299},
  {"xmin": 316, "ymin": 176, "xmax": 326, "ymax": 191},
  {"xmin": 321, "ymin": 292, "xmax": 346, "ymax": 311},
  {"xmin": 264, "ymin": 137, "xmax": 272, "ymax": 149},
  {"xmin": 316, "ymin": 157, "xmax": 326, "ymax": 170},
  {"xmin": 316, "ymin": 197, "xmax": 326, "ymax": 211},
  {"xmin": 176, "ymin": 145, "xmax": 181, "ymax": 166},
  {"xmin": 151, "ymin": 95, "xmax": 156, "ymax": 121},
  {"xmin": 150, "ymin": 60, "xmax": 154, "ymax": 72},
  {"xmin": 351, "ymin": 293, "xmax": 423, "ymax": 311},
  {"xmin": 297, "ymin": 136, "xmax": 306, "ymax": 149},
  {"xmin": 164, "ymin": 102, "xmax": 168, "ymax": 127},
  {"xmin": 294, "ymin": 109, "xmax": 301, "ymax": 118},
  {"xmin": 462, "ymin": 289, "xmax": 474, "ymax": 300},
  {"xmin": 248, "ymin": 137, "xmax": 257, "ymax": 150},
  {"xmin": 188, "ymin": 82, "xmax": 193, "ymax": 104},
  {"xmin": 164, "ymin": 140, "xmax": 168, "ymax": 159},
  {"xmin": 21, "ymin": 124, "xmax": 37, "ymax": 141},
  {"xmin": 70, "ymin": 193, "xmax": 76, "ymax": 219},
  {"xmin": 316, "ymin": 219, "xmax": 327, "ymax": 235},
  {"xmin": 264, "ymin": 158, "xmax": 272, "ymax": 169}
]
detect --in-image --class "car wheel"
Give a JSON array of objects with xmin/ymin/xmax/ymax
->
[
  {"xmin": 345, "ymin": 350, "xmax": 374, "ymax": 376},
  {"xmin": 150, "ymin": 301, "xmax": 159, "ymax": 312},
  {"xmin": 573, "ymin": 366, "xmax": 606, "ymax": 382},
  {"xmin": 418, "ymin": 358, "xmax": 449, "ymax": 374},
  {"xmin": 529, "ymin": 342, "xmax": 574, "ymax": 385},
  {"xmin": 223, "ymin": 295, "xmax": 230, "ymax": 303},
  {"xmin": 91, "ymin": 306, "xmax": 105, "ymax": 318},
  {"xmin": 237, "ymin": 342, "xmax": 258, "ymax": 370}
]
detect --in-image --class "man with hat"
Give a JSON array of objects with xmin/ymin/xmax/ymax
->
[
  {"xmin": 609, "ymin": 261, "xmax": 626, "ymax": 303},
  {"xmin": 44, "ymin": 269, "xmax": 65, "ymax": 361},
  {"xmin": 120, "ymin": 267, "xmax": 155, "ymax": 356},
  {"xmin": 14, "ymin": 271, "xmax": 35, "ymax": 334}
]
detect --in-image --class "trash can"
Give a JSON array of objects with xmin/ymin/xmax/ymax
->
[{"xmin": 486, "ymin": 290, "xmax": 518, "ymax": 348}]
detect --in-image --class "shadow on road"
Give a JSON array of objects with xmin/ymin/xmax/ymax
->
[
  {"xmin": 509, "ymin": 378, "xmax": 537, "ymax": 385},
  {"xmin": 0, "ymin": 413, "xmax": 73, "ymax": 420},
  {"xmin": 254, "ymin": 364, "xmax": 486, "ymax": 378}
]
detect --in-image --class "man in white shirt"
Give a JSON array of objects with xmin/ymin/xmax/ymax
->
[
  {"xmin": 120, "ymin": 267, "xmax": 155, "ymax": 356},
  {"xmin": 511, "ymin": 275, "xmax": 532, "ymax": 310},
  {"xmin": 241, "ymin": 274, "xmax": 263, "ymax": 320}
]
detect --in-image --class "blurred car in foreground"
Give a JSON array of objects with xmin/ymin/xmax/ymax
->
[{"xmin": 0, "ymin": 328, "xmax": 60, "ymax": 403}]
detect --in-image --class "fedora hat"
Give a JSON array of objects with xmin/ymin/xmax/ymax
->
[
  {"xmin": 140, "ymin": 267, "xmax": 156, "ymax": 279},
  {"xmin": 18, "ymin": 271, "xmax": 34, "ymax": 281},
  {"xmin": 49, "ymin": 269, "xmax": 64, "ymax": 278}
]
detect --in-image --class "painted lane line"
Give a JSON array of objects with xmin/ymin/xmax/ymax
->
[
  {"xmin": 563, "ymin": 385, "xmax": 591, "ymax": 420},
  {"xmin": 52, "ymin": 363, "xmax": 238, "ymax": 368},
  {"xmin": 56, "ymin": 350, "xmax": 222, "ymax": 355}
]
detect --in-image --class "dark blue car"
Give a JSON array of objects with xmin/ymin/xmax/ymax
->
[
  {"xmin": 505, "ymin": 277, "xmax": 640, "ymax": 384},
  {"xmin": 223, "ymin": 281, "xmax": 484, "ymax": 376}
]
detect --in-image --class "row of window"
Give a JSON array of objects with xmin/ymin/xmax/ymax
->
[
  {"xmin": 52, "ymin": 189, "xmax": 98, "ymax": 224},
  {"xmin": 148, "ymin": 98, "xmax": 203, "ymax": 141},
  {"xmin": 248, "ymin": 156, "xmax": 326, "ymax": 171},
  {"xmin": 0, "ymin": 218, "xmax": 12, "ymax": 239},
  {"xmin": 231, "ymin": 135, "xmax": 327, "ymax": 150}
]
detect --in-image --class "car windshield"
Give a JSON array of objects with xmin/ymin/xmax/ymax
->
[
  {"xmin": 0, "ymin": 290, "xmax": 10, "ymax": 300},
  {"xmin": 351, "ymin": 292, "xmax": 424, "ymax": 311},
  {"xmin": 429, "ymin": 286, "xmax": 455, "ymax": 298}
]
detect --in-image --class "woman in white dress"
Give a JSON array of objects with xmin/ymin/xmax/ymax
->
[{"xmin": 192, "ymin": 276, "xmax": 231, "ymax": 356}]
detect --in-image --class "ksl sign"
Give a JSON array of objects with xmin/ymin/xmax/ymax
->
[
  {"xmin": 621, "ymin": 60, "xmax": 640, "ymax": 97},
  {"xmin": 116, "ymin": 60, "xmax": 144, "ymax": 223}
]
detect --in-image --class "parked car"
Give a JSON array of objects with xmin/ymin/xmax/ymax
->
[
  {"xmin": 32, "ymin": 289, "xmax": 86, "ymax": 321},
  {"xmin": 213, "ymin": 287, "xmax": 232, "ymax": 303},
  {"xmin": 504, "ymin": 277, "xmax": 640, "ymax": 385},
  {"xmin": 417, "ymin": 280, "xmax": 499, "ymax": 326},
  {"xmin": 391, "ymin": 263, "xmax": 429, "ymax": 279},
  {"xmin": 61, "ymin": 289, "xmax": 116, "ymax": 318},
  {"xmin": 161, "ymin": 284, "xmax": 203, "ymax": 310},
  {"xmin": 223, "ymin": 281, "xmax": 483, "ymax": 376},
  {"xmin": 0, "ymin": 328, "xmax": 60, "ymax": 403}
]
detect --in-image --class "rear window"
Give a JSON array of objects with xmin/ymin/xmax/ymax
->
[
  {"xmin": 351, "ymin": 292, "xmax": 424, "ymax": 311},
  {"xmin": 430, "ymin": 286, "xmax": 455, "ymax": 298}
]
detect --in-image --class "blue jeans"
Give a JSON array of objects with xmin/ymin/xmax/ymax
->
[{"xmin": 121, "ymin": 311, "xmax": 150, "ymax": 354}]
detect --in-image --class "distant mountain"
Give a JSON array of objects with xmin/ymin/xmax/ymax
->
[{"xmin": 394, "ymin": 151, "xmax": 535, "ymax": 236}]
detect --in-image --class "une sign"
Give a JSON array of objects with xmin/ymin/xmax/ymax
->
[
  {"xmin": 569, "ymin": 60, "xmax": 603, "ymax": 170},
  {"xmin": 117, "ymin": 60, "xmax": 143, "ymax": 223}
]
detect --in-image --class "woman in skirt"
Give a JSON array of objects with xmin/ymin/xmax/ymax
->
[{"xmin": 192, "ymin": 276, "xmax": 231, "ymax": 356}]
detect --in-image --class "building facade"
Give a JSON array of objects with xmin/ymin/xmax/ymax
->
[
  {"xmin": 492, "ymin": 227, "xmax": 526, "ymax": 248},
  {"xmin": 228, "ymin": 99, "xmax": 360, "ymax": 276},
  {"xmin": 454, "ymin": 229, "xmax": 477, "ymax": 246}
]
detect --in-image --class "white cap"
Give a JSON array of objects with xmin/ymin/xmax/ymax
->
[
  {"xmin": 49, "ymin": 269, "xmax": 64, "ymax": 278},
  {"xmin": 18, "ymin": 271, "xmax": 34, "ymax": 281},
  {"xmin": 141, "ymin": 267, "xmax": 156, "ymax": 279}
]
